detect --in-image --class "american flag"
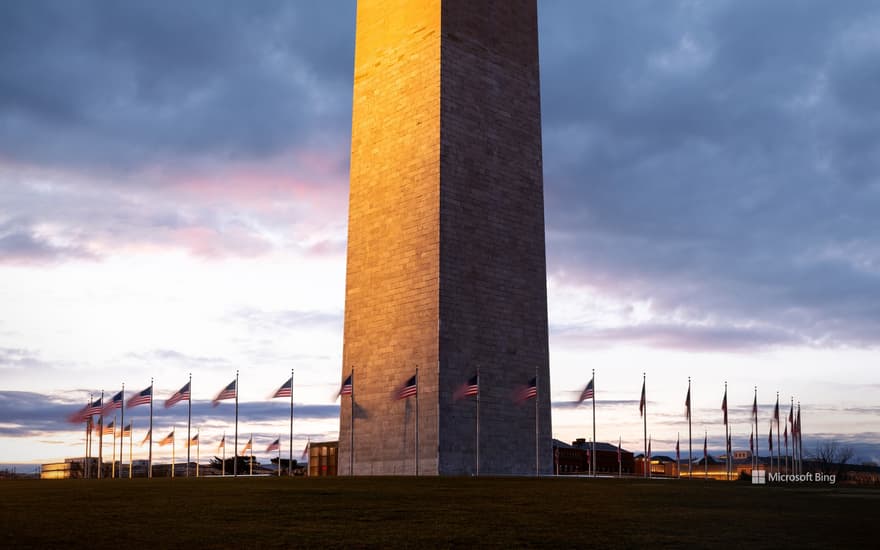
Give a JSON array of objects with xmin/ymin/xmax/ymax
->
[
  {"xmin": 121, "ymin": 423, "xmax": 132, "ymax": 437},
  {"xmin": 639, "ymin": 380, "xmax": 646, "ymax": 417},
  {"xmin": 721, "ymin": 388, "xmax": 728, "ymax": 426},
  {"xmin": 773, "ymin": 396, "xmax": 780, "ymax": 423},
  {"xmin": 86, "ymin": 397, "xmax": 103, "ymax": 417},
  {"xmin": 158, "ymin": 431, "xmax": 174, "ymax": 447},
  {"xmin": 301, "ymin": 440, "xmax": 310, "ymax": 460},
  {"xmin": 784, "ymin": 424, "xmax": 788, "ymax": 447},
  {"xmin": 788, "ymin": 402, "xmax": 794, "ymax": 425},
  {"xmin": 127, "ymin": 386, "xmax": 152, "ymax": 409},
  {"xmin": 750, "ymin": 432, "xmax": 754, "ymax": 452},
  {"xmin": 463, "ymin": 375, "xmax": 479, "ymax": 397},
  {"xmin": 188, "ymin": 434, "xmax": 199, "ymax": 448},
  {"xmin": 273, "ymin": 377, "xmax": 292, "ymax": 399},
  {"xmin": 579, "ymin": 377, "xmax": 594, "ymax": 402},
  {"xmin": 675, "ymin": 436, "xmax": 680, "ymax": 464},
  {"xmin": 101, "ymin": 391, "xmax": 123, "ymax": 416},
  {"xmin": 339, "ymin": 374, "xmax": 353, "ymax": 396},
  {"xmin": 266, "ymin": 438, "xmax": 280, "ymax": 452},
  {"xmin": 752, "ymin": 394, "xmax": 758, "ymax": 420},
  {"xmin": 102, "ymin": 420, "xmax": 114, "ymax": 436},
  {"xmin": 242, "ymin": 438, "xmax": 253, "ymax": 454},
  {"xmin": 768, "ymin": 423, "xmax": 773, "ymax": 451},
  {"xmin": 516, "ymin": 377, "xmax": 537, "ymax": 402},
  {"xmin": 727, "ymin": 433, "xmax": 731, "ymax": 455},
  {"xmin": 617, "ymin": 437, "xmax": 622, "ymax": 464},
  {"xmin": 647, "ymin": 437, "xmax": 652, "ymax": 460},
  {"xmin": 218, "ymin": 434, "xmax": 225, "ymax": 451},
  {"xmin": 685, "ymin": 386, "xmax": 691, "ymax": 420},
  {"xmin": 67, "ymin": 397, "xmax": 101, "ymax": 423},
  {"xmin": 212, "ymin": 380, "xmax": 237, "ymax": 407},
  {"xmin": 164, "ymin": 382, "xmax": 191, "ymax": 409},
  {"xmin": 703, "ymin": 433, "xmax": 708, "ymax": 459},
  {"xmin": 141, "ymin": 429, "xmax": 152, "ymax": 446},
  {"xmin": 454, "ymin": 375, "xmax": 479, "ymax": 400},
  {"xmin": 396, "ymin": 375, "xmax": 417, "ymax": 400}
]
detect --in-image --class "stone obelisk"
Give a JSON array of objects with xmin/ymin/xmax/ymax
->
[{"xmin": 340, "ymin": 0, "xmax": 551, "ymax": 476}]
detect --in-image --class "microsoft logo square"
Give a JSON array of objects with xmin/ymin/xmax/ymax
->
[{"xmin": 752, "ymin": 469, "xmax": 766, "ymax": 485}]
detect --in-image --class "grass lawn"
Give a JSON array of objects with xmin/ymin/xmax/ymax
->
[{"xmin": 1, "ymin": 476, "xmax": 876, "ymax": 548}]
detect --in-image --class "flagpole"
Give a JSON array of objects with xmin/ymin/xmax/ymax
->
[
  {"xmin": 688, "ymin": 377, "xmax": 692, "ymax": 479},
  {"xmin": 724, "ymin": 381, "xmax": 729, "ymax": 481},
  {"xmin": 785, "ymin": 395, "xmax": 794, "ymax": 473},
  {"xmin": 234, "ymin": 370, "xmax": 239, "ymax": 477},
  {"xmin": 98, "ymin": 390, "xmax": 104, "ymax": 479},
  {"xmin": 186, "ymin": 373, "xmax": 192, "ymax": 477},
  {"xmin": 794, "ymin": 404, "xmax": 798, "ymax": 474},
  {"xmin": 278, "ymin": 434, "xmax": 282, "ymax": 477},
  {"xmin": 535, "ymin": 365, "xmax": 539, "ymax": 477},
  {"xmin": 704, "ymin": 430, "xmax": 708, "ymax": 480},
  {"xmin": 618, "ymin": 436, "xmax": 622, "ymax": 477},
  {"xmin": 289, "ymin": 368, "xmax": 294, "ymax": 477},
  {"xmin": 797, "ymin": 403, "xmax": 801, "ymax": 474},
  {"xmin": 172, "ymin": 427, "xmax": 176, "ymax": 479},
  {"xmin": 676, "ymin": 432, "xmax": 680, "ymax": 479},
  {"xmin": 149, "ymin": 378, "xmax": 153, "ymax": 479},
  {"xmin": 84, "ymin": 394, "xmax": 91, "ymax": 479},
  {"xmin": 118, "ymin": 383, "xmax": 124, "ymax": 478},
  {"xmin": 129, "ymin": 419, "xmax": 133, "ymax": 479},
  {"xmin": 222, "ymin": 433, "xmax": 226, "ymax": 477},
  {"xmin": 196, "ymin": 428, "xmax": 200, "ymax": 477},
  {"xmin": 476, "ymin": 366, "xmax": 480, "ymax": 477},
  {"xmin": 591, "ymin": 368, "xmax": 596, "ymax": 478},
  {"xmin": 754, "ymin": 386, "xmax": 759, "ymax": 473},
  {"xmin": 643, "ymin": 373, "xmax": 647, "ymax": 478},
  {"xmin": 415, "ymin": 366, "xmax": 419, "ymax": 477},
  {"xmin": 776, "ymin": 391, "xmax": 780, "ymax": 477},
  {"xmin": 350, "ymin": 367, "xmax": 355, "ymax": 476},
  {"xmin": 249, "ymin": 433, "xmax": 254, "ymax": 476},
  {"xmin": 112, "ymin": 414, "xmax": 117, "ymax": 478}
]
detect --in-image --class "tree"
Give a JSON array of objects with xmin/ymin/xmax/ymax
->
[
  {"xmin": 209, "ymin": 455, "xmax": 256, "ymax": 473},
  {"xmin": 814, "ymin": 440, "xmax": 854, "ymax": 478}
]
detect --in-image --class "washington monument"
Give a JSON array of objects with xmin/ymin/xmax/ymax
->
[{"xmin": 339, "ymin": 0, "xmax": 551, "ymax": 475}]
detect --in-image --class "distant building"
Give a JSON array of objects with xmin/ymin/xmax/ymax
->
[
  {"xmin": 41, "ymin": 457, "xmax": 97, "ymax": 479},
  {"xmin": 553, "ymin": 439, "xmax": 634, "ymax": 475},
  {"xmin": 308, "ymin": 441, "xmax": 338, "ymax": 477}
]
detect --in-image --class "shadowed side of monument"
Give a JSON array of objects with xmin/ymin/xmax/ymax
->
[
  {"xmin": 340, "ymin": 0, "xmax": 550, "ymax": 476},
  {"xmin": 438, "ymin": 0, "xmax": 550, "ymax": 475}
]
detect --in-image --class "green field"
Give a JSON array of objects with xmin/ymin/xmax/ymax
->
[{"xmin": 1, "ymin": 476, "xmax": 876, "ymax": 548}]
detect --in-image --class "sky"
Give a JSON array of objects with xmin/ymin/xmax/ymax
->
[{"xmin": 1, "ymin": 0, "xmax": 879, "ymax": 469}]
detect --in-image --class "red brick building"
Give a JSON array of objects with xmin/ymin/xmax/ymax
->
[{"xmin": 553, "ymin": 439, "xmax": 635, "ymax": 475}]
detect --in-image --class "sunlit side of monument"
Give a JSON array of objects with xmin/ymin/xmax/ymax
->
[{"xmin": 340, "ymin": 0, "xmax": 551, "ymax": 475}]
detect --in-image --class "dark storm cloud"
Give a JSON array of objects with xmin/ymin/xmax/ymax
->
[
  {"xmin": 539, "ymin": 0, "xmax": 880, "ymax": 349},
  {"xmin": 0, "ymin": 0, "xmax": 356, "ymax": 172},
  {"xmin": 3, "ymin": 0, "xmax": 880, "ymax": 353}
]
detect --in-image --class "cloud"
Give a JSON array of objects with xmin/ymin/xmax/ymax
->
[
  {"xmin": 0, "ymin": 1, "xmax": 353, "ymax": 264},
  {"xmin": 0, "ymin": 390, "xmax": 340, "ymax": 438},
  {"xmin": 2, "ymin": 0, "xmax": 880, "ymax": 354},
  {"xmin": 230, "ymin": 307, "xmax": 343, "ymax": 332},
  {"xmin": 551, "ymin": 322, "xmax": 803, "ymax": 352},
  {"xmin": 539, "ymin": 0, "xmax": 880, "ymax": 350},
  {"xmin": 0, "ymin": 0, "xmax": 355, "ymax": 173},
  {"xmin": 0, "ymin": 347, "xmax": 53, "ymax": 370}
]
